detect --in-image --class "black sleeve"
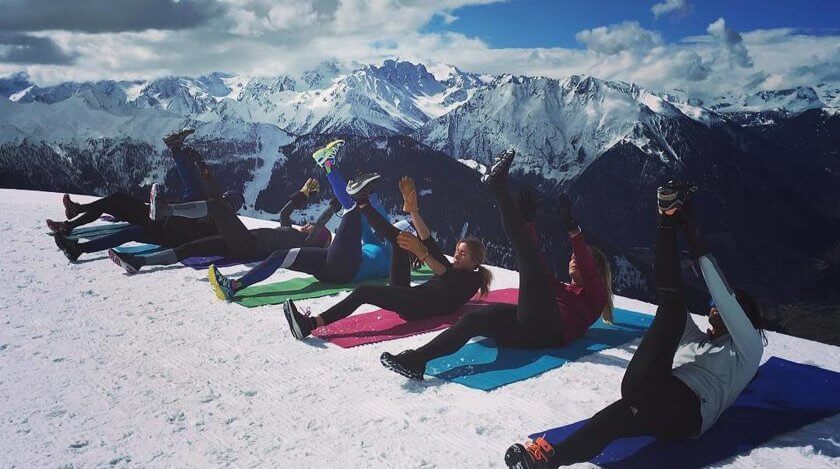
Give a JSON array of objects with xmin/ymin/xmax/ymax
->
[
  {"xmin": 279, "ymin": 191, "xmax": 308, "ymax": 227},
  {"xmin": 422, "ymin": 236, "xmax": 451, "ymax": 268}
]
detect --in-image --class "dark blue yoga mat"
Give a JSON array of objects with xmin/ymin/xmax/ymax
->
[
  {"xmin": 529, "ymin": 357, "xmax": 840, "ymax": 468},
  {"xmin": 426, "ymin": 308, "xmax": 653, "ymax": 391}
]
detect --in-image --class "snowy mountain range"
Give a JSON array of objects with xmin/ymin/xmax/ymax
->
[{"xmin": 1, "ymin": 59, "xmax": 838, "ymax": 344}]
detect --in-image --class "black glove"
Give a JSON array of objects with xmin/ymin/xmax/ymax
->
[
  {"xmin": 556, "ymin": 193, "xmax": 578, "ymax": 231},
  {"xmin": 518, "ymin": 189, "xmax": 541, "ymax": 223}
]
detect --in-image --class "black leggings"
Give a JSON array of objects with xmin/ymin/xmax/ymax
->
[
  {"xmin": 69, "ymin": 193, "xmax": 149, "ymax": 229},
  {"xmin": 547, "ymin": 216, "xmax": 702, "ymax": 466},
  {"xmin": 360, "ymin": 203, "xmax": 411, "ymax": 287},
  {"xmin": 412, "ymin": 183, "xmax": 563, "ymax": 364},
  {"xmin": 173, "ymin": 199, "xmax": 260, "ymax": 260},
  {"xmin": 237, "ymin": 207, "xmax": 363, "ymax": 286}
]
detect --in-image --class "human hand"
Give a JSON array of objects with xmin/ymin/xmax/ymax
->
[
  {"xmin": 399, "ymin": 176, "xmax": 418, "ymax": 213},
  {"xmin": 300, "ymin": 178, "xmax": 320, "ymax": 197},
  {"xmin": 397, "ymin": 231, "xmax": 428, "ymax": 258},
  {"xmin": 299, "ymin": 223, "xmax": 315, "ymax": 234}
]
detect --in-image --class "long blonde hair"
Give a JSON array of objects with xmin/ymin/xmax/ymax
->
[
  {"xmin": 459, "ymin": 237, "xmax": 493, "ymax": 297},
  {"xmin": 590, "ymin": 247, "xmax": 614, "ymax": 324}
]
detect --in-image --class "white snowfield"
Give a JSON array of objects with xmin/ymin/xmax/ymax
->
[{"xmin": 1, "ymin": 189, "xmax": 838, "ymax": 468}]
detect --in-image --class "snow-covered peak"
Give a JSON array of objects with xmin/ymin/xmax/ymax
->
[
  {"xmin": 0, "ymin": 71, "xmax": 33, "ymax": 99},
  {"xmin": 709, "ymin": 86, "xmax": 825, "ymax": 115}
]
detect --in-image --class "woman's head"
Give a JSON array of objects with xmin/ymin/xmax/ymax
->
[
  {"xmin": 708, "ymin": 289, "xmax": 767, "ymax": 342},
  {"xmin": 454, "ymin": 237, "xmax": 493, "ymax": 297},
  {"xmin": 570, "ymin": 246, "xmax": 614, "ymax": 324}
]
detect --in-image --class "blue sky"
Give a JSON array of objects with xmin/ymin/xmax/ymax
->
[{"xmin": 426, "ymin": 0, "xmax": 840, "ymax": 49}]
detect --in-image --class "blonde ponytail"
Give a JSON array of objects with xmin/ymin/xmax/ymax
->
[{"xmin": 590, "ymin": 247, "xmax": 614, "ymax": 324}]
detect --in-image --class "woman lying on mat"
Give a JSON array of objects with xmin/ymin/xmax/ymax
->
[
  {"xmin": 208, "ymin": 140, "xmax": 405, "ymax": 300},
  {"xmin": 379, "ymin": 150, "xmax": 612, "ymax": 381},
  {"xmin": 107, "ymin": 176, "xmax": 332, "ymax": 274},
  {"xmin": 282, "ymin": 175, "xmax": 493, "ymax": 340},
  {"xmin": 503, "ymin": 181, "xmax": 766, "ymax": 469}
]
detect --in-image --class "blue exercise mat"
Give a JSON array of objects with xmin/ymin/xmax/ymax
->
[
  {"xmin": 63, "ymin": 222, "xmax": 131, "ymax": 241},
  {"xmin": 528, "ymin": 356, "xmax": 840, "ymax": 468},
  {"xmin": 112, "ymin": 243, "xmax": 165, "ymax": 255},
  {"xmin": 426, "ymin": 308, "xmax": 653, "ymax": 391}
]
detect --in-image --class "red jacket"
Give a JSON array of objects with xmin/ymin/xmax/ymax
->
[{"xmin": 527, "ymin": 223, "xmax": 609, "ymax": 345}]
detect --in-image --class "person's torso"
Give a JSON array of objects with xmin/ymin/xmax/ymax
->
[
  {"xmin": 554, "ymin": 280, "xmax": 604, "ymax": 345},
  {"xmin": 415, "ymin": 268, "xmax": 481, "ymax": 309},
  {"xmin": 351, "ymin": 243, "xmax": 391, "ymax": 282}
]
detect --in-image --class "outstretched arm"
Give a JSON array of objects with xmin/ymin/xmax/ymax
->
[
  {"xmin": 400, "ymin": 177, "xmax": 432, "ymax": 240},
  {"xmin": 397, "ymin": 232, "xmax": 448, "ymax": 275},
  {"xmin": 279, "ymin": 178, "xmax": 319, "ymax": 227},
  {"xmin": 698, "ymin": 255, "xmax": 763, "ymax": 358}
]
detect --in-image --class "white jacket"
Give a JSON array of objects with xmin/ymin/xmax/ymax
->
[{"xmin": 672, "ymin": 255, "xmax": 765, "ymax": 435}]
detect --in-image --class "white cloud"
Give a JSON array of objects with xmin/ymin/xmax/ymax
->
[
  {"xmin": 651, "ymin": 0, "xmax": 691, "ymax": 20},
  {"xmin": 707, "ymin": 17, "xmax": 753, "ymax": 68},
  {"xmin": 576, "ymin": 22, "xmax": 663, "ymax": 55}
]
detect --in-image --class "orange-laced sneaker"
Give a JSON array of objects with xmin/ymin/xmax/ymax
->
[
  {"xmin": 525, "ymin": 437, "xmax": 555, "ymax": 462},
  {"xmin": 504, "ymin": 436, "xmax": 556, "ymax": 469}
]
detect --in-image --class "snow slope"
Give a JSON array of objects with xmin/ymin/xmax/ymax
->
[{"xmin": 1, "ymin": 189, "xmax": 838, "ymax": 468}]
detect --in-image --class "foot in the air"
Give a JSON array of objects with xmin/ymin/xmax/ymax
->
[
  {"xmin": 283, "ymin": 299, "xmax": 315, "ymax": 340},
  {"xmin": 208, "ymin": 264, "xmax": 237, "ymax": 301},
  {"xmin": 54, "ymin": 234, "xmax": 81, "ymax": 262},
  {"xmin": 62, "ymin": 194, "xmax": 80, "ymax": 219},
  {"xmin": 482, "ymin": 149, "xmax": 516, "ymax": 190},
  {"xmin": 163, "ymin": 127, "xmax": 195, "ymax": 150},
  {"xmin": 346, "ymin": 172, "xmax": 381, "ymax": 200},
  {"xmin": 504, "ymin": 437, "xmax": 557, "ymax": 469},
  {"xmin": 108, "ymin": 249, "xmax": 142, "ymax": 275},
  {"xmin": 46, "ymin": 219, "xmax": 71, "ymax": 236},
  {"xmin": 312, "ymin": 139, "xmax": 345, "ymax": 168},
  {"xmin": 657, "ymin": 180, "xmax": 697, "ymax": 216},
  {"xmin": 380, "ymin": 350, "xmax": 426, "ymax": 381},
  {"xmin": 149, "ymin": 183, "xmax": 168, "ymax": 221}
]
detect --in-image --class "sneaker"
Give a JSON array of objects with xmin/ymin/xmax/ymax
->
[
  {"xmin": 63, "ymin": 194, "xmax": 80, "ymax": 219},
  {"xmin": 54, "ymin": 234, "xmax": 81, "ymax": 262},
  {"xmin": 346, "ymin": 172, "xmax": 381, "ymax": 199},
  {"xmin": 283, "ymin": 299, "xmax": 313, "ymax": 340},
  {"xmin": 380, "ymin": 350, "xmax": 425, "ymax": 381},
  {"xmin": 108, "ymin": 249, "xmax": 141, "ymax": 275},
  {"xmin": 149, "ymin": 183, "xmax": 166, "ymax": 221},
  {"xmin": 657, "ymin": 180, "xmax": 697, "ymax": 215},
  {"xmin": 482, "ymin": 149, "xmax": 516, "ymax": 188},
  {"xmin": 163, "ymin": 127, "xmax": 195, "ymax": 149},
  {"xmin": 312, "ymin": 139, "xmax": 345, "ymax": 168},
  {"xmin": 504, "ymin": 437, "xmax": 556, "ymax": 469},
  {"xmin": 46, "ymin": 219, "xmax": 71, "ymax": 236},
  {"xmin": 208, "ymin": 264, "xmax": 237, "ymax": 301}
]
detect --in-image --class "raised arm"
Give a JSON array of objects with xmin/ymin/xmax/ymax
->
[
  {"xmin": 279, "ymin": 178, "xmax": 319, "ymax": 227},
  {"xmin": 397, "ymin": 232, "xmax": 449, "ymax": 275},
  {"xmin": 698, "ymin": 255, "xmax": 763, "ymax": 359},
  {"xmin": 399, "ymin": 176, "xmax": 432, "ymax": 240}
]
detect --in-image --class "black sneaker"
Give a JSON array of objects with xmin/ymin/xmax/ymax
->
[
  {"xmin": 63, "ymin": 194, "xmax": 80, "ymax": 219},
  {"xmin": 657, "ymin": 180, "xmax": 697, "ymax": 215},
  {"xmin": 482, "ymin": 149, "xmax": 516, "ymax": 188},
  {"xmin": 163, "ymin": 127, "xmax": 195, "ymax": 149},
  {"xmin": 283, "ymin": 299, "xmax": 313, "ymax": 340},
  {"xmin": 108, "ymin": 249, "xmax": 141, "ymax": 275},
  {"xmin": 54, "ymin": 234, "xmax": 81, "ymax": 262},
  {"xmin": 380, "ymin": 350, "xmax": 425, "ymax": 381},
  {"xmin": 149, "ymin": 183, "xmax": 167, "ymax": 221},
  {"xmin": 346, "ymin": 172, "xmax": 381, "ymax": 199},
  {"xmin": 504, "ymin": 437, "xmax": 556, "ymax": 469}
]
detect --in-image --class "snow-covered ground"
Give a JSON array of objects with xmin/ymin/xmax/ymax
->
[{"xmin": 1, "ymin": 189, "xmax": 838, "ymax": 468}]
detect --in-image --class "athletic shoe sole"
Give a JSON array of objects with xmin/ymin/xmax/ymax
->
[
  {"xmin": 380, "ymin": 353, "xmax": 424, "ymax": 381},
  {"xmin": 207, "ymin": 265, "xmax": 230, "ymax": 301},
  {"xmin": 108, "ymin": 249, "xmax": 138, "ymax": 275},
  {"xmin": 283, "ymin": 300, "xmax": 306, "ymax": 340},
  {"xmin": 503, "ymin": 444, "xmax": 533, "ymax": 469},
  {"xmin": 149, "ymin": 183, "xmax": 160, "ymax": 221},
  {"xmin": 346, "ymin": 173, "xmax": 381, "ymax": 196},
  {"xmin": 481, "ymin": 150, "xmax": 515, "ymax": 185}
]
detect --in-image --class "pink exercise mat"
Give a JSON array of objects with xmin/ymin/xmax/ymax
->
[{"xmin": 312, "ymin": 288, "xmax": 519, "ymax": 348}]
